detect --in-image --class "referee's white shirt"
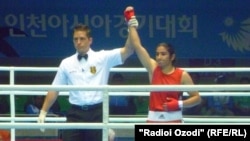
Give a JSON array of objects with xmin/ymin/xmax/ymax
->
[{"xmin": 52, "ymin": 48, "xmax": 122, "ymax": 106}]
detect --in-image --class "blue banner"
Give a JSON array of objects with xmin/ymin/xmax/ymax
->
[{"xmin": 1, "ymin": 0, "xmax": 250, "ymax": 59}]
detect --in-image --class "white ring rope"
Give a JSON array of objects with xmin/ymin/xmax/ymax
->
[
  {"xmin": 1, "ymin": 122, "xmax": 250, "ymax": 130},
  {"xmin": 1, "ymin": 117, "xmax": 250, "ymax": 123},
  {"xmin": 0, "ymin": 85, "xmax": 250, "ymax": 125},
  {"xmin": 1, "ymin": 66, "xmax": 250, "ymax": 72},
  {"xmin": 0, "ymin": 84, "xmax": 249, "ymax": 91},
  {"xmin": 1, "ymin": 91, "xmax": 250, "ymax": 96},
  {"xmin": 1, "ymin": 66, "xmax": 250, "ymax": 141}
]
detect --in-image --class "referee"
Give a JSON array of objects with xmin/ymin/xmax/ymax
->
[{"xmin": 37, "ymin": 23, "xmax": 135, "ymax": 141}]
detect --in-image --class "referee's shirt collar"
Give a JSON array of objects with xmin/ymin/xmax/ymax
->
[{"xmin": 77, "ymin": 49, "xmax": 92, "ymax": 61}]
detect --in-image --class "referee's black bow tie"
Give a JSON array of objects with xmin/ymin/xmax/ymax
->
[{"xmin": 77, "ymin": 54, "xmax": 88, "ymax": 61}]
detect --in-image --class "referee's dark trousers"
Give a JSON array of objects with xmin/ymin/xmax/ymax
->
[{"xmin": 62, "ymin": 103, "xmax": 103, "ymax": 141}]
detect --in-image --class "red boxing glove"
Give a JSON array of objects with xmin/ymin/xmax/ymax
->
[
  {"xmin": 124, "ymin": 6, "xmax": 135, "ymax": 22},
  {"xmin": 124, "ymin": 6, "xmax": 138, "ymax": 28},
  {"xmin": 163, "ymin": 97, "xmax": 181, "ymax": 111}
]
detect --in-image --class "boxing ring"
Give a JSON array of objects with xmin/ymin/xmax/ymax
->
[{"xmin": 0, "ymin": 66, "xmax": 250, "ymax": 141}]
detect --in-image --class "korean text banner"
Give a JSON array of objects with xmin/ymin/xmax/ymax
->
[{"xmin": 1, "ymin": 0, "xmax": 249, "ymax": 59}]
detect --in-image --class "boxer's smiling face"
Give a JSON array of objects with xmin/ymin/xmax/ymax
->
[{"xmin": 156, "ymin": 46, "xmax": 174, "ymax": 67}]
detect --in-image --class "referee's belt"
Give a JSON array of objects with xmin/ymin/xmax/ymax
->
[{"xmin": 71, "ymin": 103, "xmax": 102, "ymax": 111}]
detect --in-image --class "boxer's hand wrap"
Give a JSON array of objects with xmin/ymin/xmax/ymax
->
[
  {"xmin": 163, "ymin": 98, "xmax": 182, "ymax": 111},
  {"xmin": 124, "ymin": 6, "xmax": 138, "ymax": 28}
]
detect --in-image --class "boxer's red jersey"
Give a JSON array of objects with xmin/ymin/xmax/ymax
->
[{"xmin": 149, "ymin": 66, "xmax": 183, "ymax": 111}]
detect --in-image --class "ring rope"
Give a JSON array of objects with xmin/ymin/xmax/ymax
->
[
  {"xmin": 0, "ymin": 85, "xmax": 249, "ymax": 91},
  {"xmin": 1, "ymin": 66, "xmax": 250, "ymax": 141},
  {"xmin": 1, "ymin": 66, "xmax": 250, "ymax": 72},
  {"xmin": 1, "ymin": 117, "xmax": 250, "ymax": 123},
  {"xmin": 0, "ymin": 91, "xmax": 250, "ymax": 96}
]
